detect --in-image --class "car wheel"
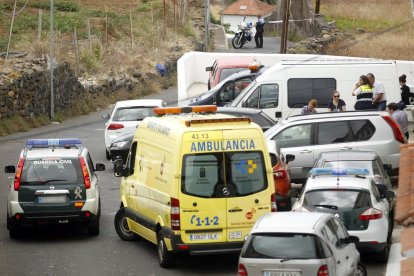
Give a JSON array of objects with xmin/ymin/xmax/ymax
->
[
  {"xmin": 114, "ymin": 208, "xmax": 139, "ymax": 241},
  {"xmin": 157, "ymin": 232, "xmax": 175, "ymax": 268},
  {"xmin": 88, "ymin": 220, "xmax": 100, "ymax": 236},
  {"xmin": 377, "ymin": 239, "xmax": 391, "ymax": 263},
  {"xmin": 355, "ymin": 262, "xmax": 367, "ymax": 276},
  {"xmin": 105, "ymin": 149, "xmax": 110, "ymax": 160}
]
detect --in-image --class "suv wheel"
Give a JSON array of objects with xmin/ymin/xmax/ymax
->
[
  {"xmin": 105, "ymin": 149, "xmax": 110, "ymax": 160},
  {"xmin": 355, "ymin": 262, "xmax": 367, "ymax": 276},
  {"xmin": 9, "ymin": 227, "xmax": 21, "ymax": 239},
  {"xmin": 88, "ymin": 219, "xmax": 100, "ymax": 236},
  {"xmin": 157, "ymin": 232, "xmax": 175, "ymax": 268},
  {"xmin": 377, "ymin": 239, "xmax": 391, "ymax": 263},
  {"xmin": 114, "ymin": 208, "xmax": 139, "ymax": 241}
]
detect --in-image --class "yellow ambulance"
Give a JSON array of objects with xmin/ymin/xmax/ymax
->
[{"xmin": 113, "ymin": 105, "xmax": 276, "ymax": 268}]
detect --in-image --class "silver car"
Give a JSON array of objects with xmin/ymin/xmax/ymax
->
[
  {"xmin": 264, "ymin": 111, "xmax": 405, "ymax": 183},
  {"xmin": 238, "ymin": 212, "xmax": 366, "ymax": 276}
]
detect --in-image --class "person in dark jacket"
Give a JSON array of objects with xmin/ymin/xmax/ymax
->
[
  {"xmin": 254, "ymin": 15, "xmax": 265, "ymax": 48},
  {"xmin": 399, "ymin": 74, "xmax": 410, "ymax": 106}
]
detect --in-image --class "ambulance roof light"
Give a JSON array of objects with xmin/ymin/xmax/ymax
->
[
  {"xmin": 185, "ymin": 117, "xmax": 251, "ymax": 127},
  {"xmin": 248, "ymin": 60, "xmax": 261, "ymax": 72},
  {"xmin": 153, "ymin": 105, "xmax": 217, "ymax": 115}
]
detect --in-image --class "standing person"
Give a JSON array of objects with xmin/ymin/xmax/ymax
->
[
  {"xmin": 302, "ymin": 99, "xmax": 318, "ymax": 114},
  {"xmin": 254, "ymin": 15, "xmax": 265, "ymax": 48},
  {"xmin": 353, "ymin": 75, "xmax": 375, "ymax": 110},
  {"xmin": 328, "ymin": 90, "xmax": 346, "ymax": 112},
  {"xmin": 387, "ymin": 102, "xmax": 409, "ymax": 140},
  {"xmin": 400, "ymin": 74, "xmax": 410, "ymax": 106},
  {"xmin": 367, "ymin": 73, "xmax": 387, "ymax": 111}
]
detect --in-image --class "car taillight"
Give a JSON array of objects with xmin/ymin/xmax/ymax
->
[
  {"xmin": 238, "ymin": 264, "xmax": 248, "ymax": 276},
  {"xmin": 79, "ymin": 156, "xmax": 91, "ymax": 189},
  {"xmin": 271, "ymin": 193, "xmax": 277, "ymax": 212},
  {"xmin": 317, "ymin": 264, "xmax": 329, "ymax": 276},
  {"xmin": 107, "ymin": 123, "xmax": 124, "ymax": 130},
  {"xmin": 273, "ymin": 170, "xmax": 287, "ymax": 179},
  {"xmin": 171, "ymin": 197, "xmax": 180, "ymax": 230},
  {"xmin": 359, "ymin": 208, "xmax": 383, "ymax": 220},
  {"xmin": 382, "ymin": 115, "xmax": 405, "ymax": 143},
  {"xmin": 14, "ymin": 157, "xmax": 25, "ymax": 191}
]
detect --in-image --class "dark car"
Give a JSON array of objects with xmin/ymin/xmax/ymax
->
[
  {"xmin": 109, "ymin": 133, "xmax": 134, "ymax": 162},
  {"xmin": 181, "ymin": 65, "xmax": 266, "ymax": 107},
  {"xmin": 216, "ymin": 107, "xmax": 276, "ymax": 132}
]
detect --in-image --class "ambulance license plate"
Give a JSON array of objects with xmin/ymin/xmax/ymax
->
[
  {"xmin": 38, "ymin": 196, "xmax": 66, "ymax": 204},
  {"xmin": 264, "ymin": 271, "xmax": 300, "ymax": 276},
  {"xmin": 189, "ymin": 233, "xmax": 219, "ymax": 241}
]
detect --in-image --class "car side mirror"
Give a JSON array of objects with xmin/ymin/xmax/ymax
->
[
  {"xmin": 383, "ymin": 164, "xmax": 392, "ymax": 174},
  {"xmin": 287, "ymin": 189, "xmax": 299, "ymax": 198},
  {"xmin": 340, "ymin": 236, "xmax": 359, "ymax": 245},
  {"xmin": 95, "ymin": 163, "xmax": 105, "ymax": 171},
  {"xmin": 101, "ymin": 113, "xmax": 110, "ymax": 119},
  {"xmin": 286, "ymin": 154, "xmax": 295, "ymax": 164},
  {"xmin": 385, "ymin": 190, "xmax": 395, "ymax": 200},
  {"xmin": 205, "ymin": 66, "xmax": 213, "ymax": 72},
  {"xmin": 4, "ymin": 165, "xmax": 16, "ymax": 173},
  {"xmin": 114, "ymin": 159, "xmax": 127, "ymax": 177},
  {"xmin": 376, "ymin": 184, "xmax": 387, "ymax": 198}
]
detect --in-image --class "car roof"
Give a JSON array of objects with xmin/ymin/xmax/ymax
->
[
  {"xmin": 217, "ymin": 106, "xmax": 265, "ymax": 116},
  {"xmin": 251, "ymin": 212, "xmax": 331, "ymax": 234},
  {"xmin": 114, "ymin": 99, "xmax": 164, "ymax": 108},
  {"xmin": 305, "ymin": 175, "xmax": 373, "ymax": 190},
  {"xmin": 317, "ymin": 151, "xmax": 379, "ymax": 161},
  {"xmin": 285, "ymin": 110, "xmax": 387, "ymax": 123},
  {"xmin": 214, "ymin": 56, "xmax": 254, "ymax": 66}
]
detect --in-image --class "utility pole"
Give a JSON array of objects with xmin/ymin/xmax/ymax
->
[
  {"xmin": 280, "ymin": 0, "xmax": 290, "ymax": 54},
  {"xmin": 205, "ymin": 0, "xmax": 210, "ymax": 51},
  {"xmin": 315, "ymin": 0, "xmax": 321, "ymax": 14},
  {"xmin": 50, "ymin": 0, "xmax": 54, "ymax": 120}
]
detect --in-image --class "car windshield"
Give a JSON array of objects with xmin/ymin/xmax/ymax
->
[
  {"xmin": 230, "ymin": 80, "xmax": 257, "ymax": 106},
  {"xmin": 181, "ymin": 151, "xmax": 267, "ymax": 198},
  {"xmin": 113, "ymin": 107, "xmax": 155, "ymax": 121},
  {"xmin": 220, "ymin": 68, "xmax": 247, "ymax": 82},
  {"xmin": 242, "ymin": 233, "xmax": 318, "ymax": 259},
  {"xmin": 322, "ymin": 160, "xmax": 382, "ymax": 177},
  {"xmin": 21, "ymin": 158, "xmax": 83, "ymax": 185}
]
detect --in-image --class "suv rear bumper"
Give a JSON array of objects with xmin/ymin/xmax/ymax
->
[{"xmin": 357, "ymin": 241, "xmax": 386, "ymax": 253}]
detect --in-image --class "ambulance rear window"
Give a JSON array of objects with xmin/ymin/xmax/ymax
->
[{"xmin": 181, "ymin": 151, "xmax": 268, "ymax": 198}]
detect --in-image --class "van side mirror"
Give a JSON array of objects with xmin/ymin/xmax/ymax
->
[
  {"xmin": 385, "ymin": 190, "xmax": 395, "ymax": 200},
  {"xmin": 101, "ymin": 113, "xmax": 110, "ymax": 119},
  {"xmin": 114, "ymin": 159, "xmax": 127, "ymax": 177},
  {"xmin": 205, "ymin": 66, "xmax": 213, "ymax": 72},
  {"xmin": 275, "ymin": 112, "xmax": 282, "ymax": 118},
  {"xmin": 340, "ymin": 236, "xmax": 359, "ymax": 245},
  {"xmin": 383, "ymin": 164, "xmax": 392, "ymax": 174},
  {"xmin": 4, "ymin": 165, "xmax": 16, "ymax": 173},
  {"xmin": 376, "ymin": 184, "xmax": 387, "ymax": 198},
  {"xmin": 286, "ymin": 154, "xmax": 295, "ymax": 164},
  {"xmin": 287, "ymin": 189, "xmax": 299, "ymax": 198},
  {"xmin": 95, "ymin": 163, "xmax": 106, "ymax": 171}
]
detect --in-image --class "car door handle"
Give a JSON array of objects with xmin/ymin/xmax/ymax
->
[
  {"xmin": 340, "ymin": 146, "xmax": 352, "ymax": 150},
  {"xmin": 300, "ymin": 149, "xmax": 312, "ymax": 153}
]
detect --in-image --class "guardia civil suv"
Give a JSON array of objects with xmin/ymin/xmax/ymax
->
[{"xmin": 5, "ymin": 139, "xmax": 105, "ymax": 238}]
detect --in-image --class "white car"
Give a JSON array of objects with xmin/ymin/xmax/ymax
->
[
  {"xmin": 102, "ymin": 99, "xmax": 166, "ymax": 159},
  {"xmin": 239, "ymin": 212, "xmax": 365, "ymax": 276},
  {"xmin": 292, "ymin": 168, "xmax": 395, "ymax": 263}
]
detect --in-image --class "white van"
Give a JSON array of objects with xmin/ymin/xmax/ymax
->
[{"xmin": 229, "ymin": 60, "xmax": 402, "ymax": 120}]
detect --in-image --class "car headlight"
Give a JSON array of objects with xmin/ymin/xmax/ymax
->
[{"xmin": 111, "ymin": 141, "xmax": 129, "ymax": 149}]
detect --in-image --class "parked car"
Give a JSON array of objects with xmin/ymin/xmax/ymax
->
[
  {"xmin": 313, "ymin": 150, "xmax": 393, "ymax": 190},
  {"xmin": 264, "ymin": 111, "xmax": 405, "ymax": 183},
  {"xmin": 206, "ymin": 56, "xmax": 253, "ymax": 90},
  {"xmin": 102, "ymin": 99, "xmax": 166, "ymax": 159},
  {"xmin": 292, "ymin": 167, "xmax": 395, "ymax": 263},
  {"xmin": 109, "ymin": 133, "xmax": 134, "ymax": 162},
  {"xmin": 267, "ymin": 140, "xmax": 295, "ymax": 211},
  {"xmin": 183, "ymin": 64, "xmax": 266, "ymax": 107},
  {"xmin": 4, "ymin": 138, "xmax": 105, "ymax": 238},
  {"xmin": 238, "ymin": 212, "xmax": 366, "ymax": 276},
  {"xmin": 216, "ymin": 106, "xmax": 276, "ymax": 132}
]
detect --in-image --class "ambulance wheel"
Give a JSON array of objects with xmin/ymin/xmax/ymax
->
[
  {"xmin": 157, "ymin": 233, "xmax": 175, "ymax": 268},
  {"xmin": 114, "ymin": 208, "xmax": 138, "ymax": 241}
]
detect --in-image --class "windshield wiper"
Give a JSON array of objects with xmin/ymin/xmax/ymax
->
[
  {"xmin": 313, "ymin": 204, "xmax": 338, "ymax": 210},
  {"xmin": 40, "ymin": 179, "xmax": 67, "ymax": 184},
  {"xmin": 280, "ymin": 257, "xmax": 310, "ymax": 263}
]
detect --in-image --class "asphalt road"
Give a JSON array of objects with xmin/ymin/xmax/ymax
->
[
  {"xmin": 222, "ymin": 36, "xmax": 295, "ymax": 54},
  {"xmin": 0, "ymin": 88, "xmax": 386, "ymax": 275}
]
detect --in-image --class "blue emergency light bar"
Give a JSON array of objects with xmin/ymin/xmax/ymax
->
[
  {"xmin": 310, "ymin": 168, "xmax": 369, "ymax": 176},
  {"xmin": 26, "ymin": 138, "xmax": 82, "ymax": 149}
]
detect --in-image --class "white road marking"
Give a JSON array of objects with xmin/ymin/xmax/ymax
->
[{"xmin": 386, "ymin": 243, "xmax": 401, "ymax": 276}]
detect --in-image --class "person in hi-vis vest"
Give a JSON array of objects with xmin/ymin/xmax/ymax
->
[{"xmin": 352, "ymin": 75, "xmax": 375, "ymax": 110}]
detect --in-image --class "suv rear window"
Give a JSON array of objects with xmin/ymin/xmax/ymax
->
[
  {"xmin": 21, "ymin": 158, "xmax": 83, "ymax": 185},
  {"xmin": 181, "ymin": 151, "xmax": 267, "ymax": 198},
  {"xmin": 241, "ymin": 233, "xmax": 318, "ymax": 259},
  {"xmin": 113, "ymin": 107, "xmax": 155, "ymax": 121},
  {"xmin": 350, "ymin": 120, "xmax": 376, "ymax": 141}
]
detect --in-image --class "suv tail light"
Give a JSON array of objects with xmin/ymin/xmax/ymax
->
[
  {"xmin": 107, "ymin": 123, "xmax": 124, "ymax": 130},
  {"xmin": 382, "ymin": 115, "xmax": 405, "ymax": 143},
  {"xmin": 359, "ymin": 208, "xmax": 383, "ymax": 220},
  {"xmin": 171, "ymin": 197, "xmax": 180, "ymax": 230},
  {"xmin": 273, "ymin": 170, "xmax": 287, "ymax": 179},
  {"xmin": 238, "ymin": 264, "xmax": 248, "ymax": 276},
  {"xmin": 317, "ymin": 264, "xmax": 329, "ymax": 276},
  {"xmin": 14, "ymin": 157, "xmax": 25, "ymax": 191},
  {"xmin": 79, "ymin": 156, "xmax": 91, "ymax": 189},
  {"xmin": 271, "ymin": 193, "xmax": 277, "ymax": 212}
]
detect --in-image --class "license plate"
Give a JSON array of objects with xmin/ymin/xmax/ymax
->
[
  {"xmin": 264, "ymin": 272, "xmax": 300, "ymax": 276},
  {"xmin": 38, "ymin": 196, "xmax": 66, "ymax": 204},
  {"xmin": 189, "ymin": 233, "xmax": 219, "ymax": 241},
  {"xmin": 229, "ymin": 231, "xmax": 242, "ymax": 239}
]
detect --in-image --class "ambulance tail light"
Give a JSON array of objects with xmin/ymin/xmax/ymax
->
[
  {"xmin": 381, "ymin": 114, "xmax": 405, "ymax": 143},
  {"xmin": 79, "ymin": 156, "xmax": 91, "ymax": 189},
  {"xmin": 14, "ymin": 157, "xmax": 25, "ymax": 191},
  {"xmin": 271, "ymin": 193, "xmax": 277, "ymax": 212},
  {"xmin": 107, "ymin": 123, "xmax": 124, "ymax": 130},
  {"xmin": 171, "ymin": 197, "xmax": 180, "ymax": 230}
]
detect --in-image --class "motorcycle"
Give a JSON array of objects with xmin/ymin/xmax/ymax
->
[{"xmin": 232, "ymin": 17, "xmax": 253, "ymax": 49}]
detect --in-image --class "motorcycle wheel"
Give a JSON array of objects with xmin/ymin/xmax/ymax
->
[{"xmin": 232, "ymin": 35, "xmax": 243, "ymax": 49}]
